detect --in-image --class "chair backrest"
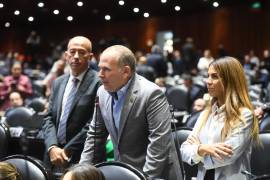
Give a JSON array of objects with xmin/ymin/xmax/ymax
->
[
  {"xmin": 27, "ymin": 98, "xmax": 46, "ymax": 113},
  {"xmin": 1, "ymin": 154, "xmax": 52, "ymax": 180},
  {"xmin": 185, "ymin": 111, "xmax": 201, "ymax": 128},
  {"xmin": 0, "ymin": 123, "xmax": 9, "ymax": 159},
  {"xmin": 95, "ymin": 161, "xmax": 147, "ymax": 180},
  {"xmin": 259, "ymin": 116, "xmax": 270, "ymax": 132},
  {"xmin": 166, "ymin": 85, "xmax": 189, "ymax": 111},
  {"xmin": 4, "ymin": 107, "xmax": 36, "ymax": 129},
  {"xmin": 174, "ymin": 127, "xmax": 198, "ymax": 180},
  {"xmin": 251, "ymin": 131, "xmax": 270, "ymax": 176}
]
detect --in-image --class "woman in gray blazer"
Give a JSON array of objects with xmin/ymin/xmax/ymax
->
[{"xmin": 181, "ymin": 57, "xmax": 260, "ymax": 180}]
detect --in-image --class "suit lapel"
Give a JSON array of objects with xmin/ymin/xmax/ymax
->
[
  {"xmin": 106, "ymin": 95, "xmax": 118, "ymax": 140},
  {"xmin": 56, "ymin": 76, "xmax": 69, "ymax": 124},
  {"xmin": 68, "ymin": 69, "xmax": 92, "ymax": 120},
  {"xmin": 118, "ymin": 75, "xmax": 138, "ymax": 141}
]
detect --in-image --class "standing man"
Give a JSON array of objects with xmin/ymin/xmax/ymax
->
[
  {"xmin": 42, "ymin": 36, "xmax": 100, "ymax": 170},
  {"xmin": 80, "ymin": 45, "xmax": 183, "ymax": 180}
]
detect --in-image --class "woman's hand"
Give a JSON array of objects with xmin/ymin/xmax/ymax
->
[
  {"xmin": 198, "ymin": 143, "xmax": 233, "ymax": 160},
  {"xmin": 186, "ymin": 135, "xmax": 200, "ymax": 145}
]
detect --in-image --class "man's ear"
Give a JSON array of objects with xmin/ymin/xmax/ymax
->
[
  {"xmin": 87, "ymin": 52, "xmax": 94, "ymax": 61},
  {"xmin": 122, "ymin": 65, "xmax": 131, "ymax": 78}
]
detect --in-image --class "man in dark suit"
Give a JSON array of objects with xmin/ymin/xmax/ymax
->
[
  {"xmin": 42, "ymin": 36, "xmax": 100, "ymax": 170},
  {"xmin": 80, "ymin": 45, "xmax": 183, "ymax": 180}
]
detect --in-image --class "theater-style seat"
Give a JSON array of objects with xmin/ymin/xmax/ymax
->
[
  {"xmin": 0, "ymin": 123, "xmax": 9, "ymax": 159},
  {"xmin": 95, "ymin": 161, "xmax": 147, "ymax": 180},
  {"xmin": 1, "ymin": 154, "xmax": 52, "ymax": 180},
  {"xmin": 174, "ymin": 127, "xmax": 198, "ymax": 180},
  {"xmin": 251, "ymin": 131, "xmax": 270, "ymax": 176}
]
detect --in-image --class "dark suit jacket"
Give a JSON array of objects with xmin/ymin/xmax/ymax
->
[
  {"xmin": 42, "ymin": 68, "xmax": 101, "ymax": 164},
  {"xmin": 80, "ymin": 74, "xmax": 183, "ymax": 180}
]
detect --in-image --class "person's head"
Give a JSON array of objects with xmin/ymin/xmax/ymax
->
[
  {"xmin": 9, "ymin": 91, "xmax": 24, "ymax": 107},
  {"xmin": 11, "ymin": 62, "xmax": 22, "ymax": 78},
  {"xmin": 56, "ymin": 59, "xmax": 66, "ymax": 75},
  {"xmin": 203, "ymin": 49, "xmax": 211, "ymax": 58},
  {"xmin": 205, "ymin": 57, "xmax": 259, "ymax": 141},
  {"xmin": 61, "ymin": 164, "xmax": 105, "ymax": 180},
  {"xmin": 0, "ymin": 162, "xmax": 21, "ymax": 180},
  {"xmin": 98, "ymin": 45, "xmax": 136, "ymax": 92},
  {"xmin": 192, "ymin": 98, "xmax": 206, "ymax": 112},
  {"xmin": 65, "ymin": 36, "xmax": 93, "ymax": 76}
]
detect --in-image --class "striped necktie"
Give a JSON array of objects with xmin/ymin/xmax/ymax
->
[{"xmin": 57, "ymin": 78, "xmax": 79, "ymax": 144}]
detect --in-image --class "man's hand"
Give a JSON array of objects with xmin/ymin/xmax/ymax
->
[
  {"xmin": 49, "ymin": 146, "xmax": 69, "ymax": 166},
  {"xmin": 198, "ymin": 143, "xmax": 233, "ymax": 160}
]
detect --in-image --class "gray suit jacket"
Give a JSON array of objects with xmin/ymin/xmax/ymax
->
[
  {"xmin": 80, "ymin": 74, "xmax": 183, "ymax": 180},
  {"xmin": 42, "ymin": 69, "xmax": 101, "ymax": 164}
]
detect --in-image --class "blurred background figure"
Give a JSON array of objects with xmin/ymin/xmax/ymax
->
[
  {"xmin": 61, "ymin": 164, "xmax": 105, "ymax": 180},
  {"xmin": 25, "ymin": 31, "xmax": 41, "ymax": 68},
  {"xmin": 197, "ymin": 49, "xmax": 214, "ymax": 76},
  {"xmin": 0, "ymin": 162, "xmax": 22, "ymax": 180},
  {"xmin": 192, "ymin": 98, "xmax": 206, "ymax": 113},
  {"xmin": 147, "ymin": 44, "xmax": 167, "ymax": 77},
  {"xmin": 0, "ymin": 62, "xmax": 33, "ymax": 112},
  {"xmin": 136, "ymin": 56, "xmax": 156, "ymax": 82}
]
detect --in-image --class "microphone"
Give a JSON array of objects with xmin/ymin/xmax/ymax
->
[{"xmin": 93, "ymin": 96, "xmax": 99, "ymax": 164}]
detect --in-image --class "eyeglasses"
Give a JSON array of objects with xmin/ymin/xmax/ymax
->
[{"xmin": 67, "ymin": 49, "xmax": 89, "ymax": 57}]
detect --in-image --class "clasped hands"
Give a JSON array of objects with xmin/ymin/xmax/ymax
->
[
  {"xmin": 49, "ymin": 146, "xmax": 69, "ymax": 166},
  {"xmin": 187, "ymin": 135, "xmax": 233, "ymax": 160}
]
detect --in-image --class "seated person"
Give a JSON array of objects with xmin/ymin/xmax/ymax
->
[
  {"xmin": 0, "ymin": 62, "xmax": 32, "ymax": 111},
  {"xmin": 0, "ymin": 162, "xmax": 22, "ymax": 180},
  {"xmin": 4, "ymin": 91, "xmax": 24, "ymax": 116},
  {"xmin": 61, "ymin": 164, "xmax": 105, "ymax": 180}
]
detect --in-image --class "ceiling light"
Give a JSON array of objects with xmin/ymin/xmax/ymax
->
[
  {"xmin": 67, "ymin": 16, "xmax": 73, "ymax": 21},
  {"xmin": 53, "ymin": 9, "xmax": 60, "ymax": 15},
  {"xmin": 143, "ymin": 12, "xmax": 149, "ymax": 18},
  {"xmin": 37, "ymin": 2, "xmax": 44, "ymax": 7},
  {"xmin": 133, "ymin": 7, "xmax": 139, "ymax": 13},
  {"xmin": 119, "ymin": 0, "xmax": 124, "ymax": 6},
  {"xmin": 0, "ymin": 3, "xmax": 4, "ymax": 8},
  {"xmin": 28, "ymin": 16, "xmax": 34, "ymax": 22},
  {"xmin": 161, "ymin": 0, "xmax": 167, "ymax": 3},
  {"xmin": 105, "ymin": 15, "xmax": 111, "ymax": 21},
  {"xmin": 77, "ymin": 1, "xmax": 83, "ymax": 7},
  {"xmin": 14, "ymin": 10, "xmax": 20, "ymax": 15},
  {"xmin": 213, "ymin": 2, "xmax": 219, "ymax": 7},
  {"xmin": 5, "ymin": 22, "xmax": 10, "ymax": 28},
  {"xmin": 175, "ymin": 6, "xmax": 181, "ymax": 11}
]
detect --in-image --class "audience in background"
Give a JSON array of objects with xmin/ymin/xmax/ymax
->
[
  {"xmin": 136, "ymin": 56, "xmax": 156, "ymax": 82},
  {"xmin": 192, "ymin": 98, "xmax": 206, "ymax": 113},
  {"xmin": 61, "ymin": 164, "xmax": 105, "ymax": 180},
  {"xmin": 0, "ymin": 162, "xmax": 22, "ymax": 180},
  {"xmin": 147, "ymin": 44, "xmax": 167, "ymax": 77},
  {"xmin": 0, "ymin": 62, "xmax": 32, "ymax": 111}
]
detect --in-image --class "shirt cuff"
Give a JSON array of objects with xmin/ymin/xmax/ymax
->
[
  {"xmin": 48, "ymin": 145, "xmax": 58, "ymax": 153},
  {"xmin": 192, "ymin": 144, "xmax": 204, "ymax": 164}
]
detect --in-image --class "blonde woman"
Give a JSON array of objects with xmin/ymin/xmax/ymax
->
[
  {"xmin": 180, "ymin": 57, "xmax": 260, "ymax": 180},
  {"xmin": 0, "ymin": 162, "xmax": 21, "ymax": 180}
]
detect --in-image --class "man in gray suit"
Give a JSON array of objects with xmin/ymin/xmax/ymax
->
[
  {"xmin": 42, "ymin": 36, "xmax": 100, "ymax": 170},
  {"xmin": 80, "ymin": 45, "xmax": 183, "ymax": 179}
]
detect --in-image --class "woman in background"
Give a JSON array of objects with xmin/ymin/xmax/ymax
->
[{"xmin": 181, "ymin": 57, "xmax": 260, "ymax": 180}]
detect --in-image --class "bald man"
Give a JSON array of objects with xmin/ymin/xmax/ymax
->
[{"xmin": 42, "ymin": 36, "xmax": 101, "ymax": 170}]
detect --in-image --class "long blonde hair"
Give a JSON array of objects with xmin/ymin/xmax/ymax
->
[{"xmin": 198, "ymin": 57, "xmax": 259, "ymax": 142}]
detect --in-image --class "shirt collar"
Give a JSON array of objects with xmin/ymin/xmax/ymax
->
[
  {"xmin": 70, "ymin": 69, "xmax": 87, "ymax": 82},
  {"xmin": 212, "ymin": 102, "xmax": 225, "ymax": 114},
  {"xmin": 114, "ymin": 77, "xmax": 132, "ymax": 100}
]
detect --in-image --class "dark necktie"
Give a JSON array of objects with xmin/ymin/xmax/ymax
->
[
  {"xmin": 110, "ymin": 92, "xmax": 118, "ymax": 132},
  {"xmin": 57, "ymin": 78, "xmax": 79, "ymax": 144}
]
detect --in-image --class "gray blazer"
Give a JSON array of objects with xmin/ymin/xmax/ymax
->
[
  {"xmin": 42, "ymin": 69, "xmax": 100, "ymax": 164},
  {"xmin": 181, "ymin": 105, "xmax": 254, "ymax": 180},
  {"xmin": 80, "ymin": 74, "xmax": 183, "ymax": 180}
]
